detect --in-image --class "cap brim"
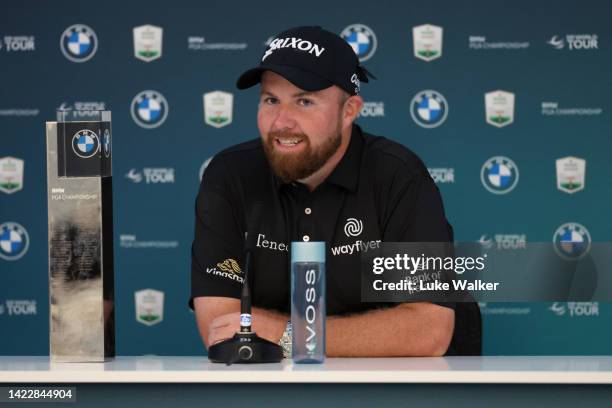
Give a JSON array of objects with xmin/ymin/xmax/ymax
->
[{"xmin": 236, "ymin": 64, "xmax": 333, "ymax": 92}]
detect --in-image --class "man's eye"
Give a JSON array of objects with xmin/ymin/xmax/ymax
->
[
  {"xmin": 263, "ymin": 97, "xmax": 278, "ymax": 104},
  {"xmin": 298, "ymin": 98, "xmax": 313, "ymax": 107}
]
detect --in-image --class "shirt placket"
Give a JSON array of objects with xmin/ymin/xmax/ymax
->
[{"xmin": 294, "ymin": 183, "xmax": 315, "ymax": 243}]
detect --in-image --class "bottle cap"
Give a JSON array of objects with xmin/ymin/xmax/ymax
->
[{"xmin": 291, "ymin": 241, "xmax": 325, "ymax": 263}]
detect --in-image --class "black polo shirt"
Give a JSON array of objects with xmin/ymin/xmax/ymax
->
[{"xmin": 189, "ymin": 124, "xmax": 455, "ymax": 317}]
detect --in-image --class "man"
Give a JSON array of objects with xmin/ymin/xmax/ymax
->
[{"xmin": 190, "ymin": 26, "xmax": 479, "ymax": 357}]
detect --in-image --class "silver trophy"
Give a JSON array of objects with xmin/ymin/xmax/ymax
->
[{"xmin": 46, "ymin": 110, "xmax": 115, "ymax": 362}]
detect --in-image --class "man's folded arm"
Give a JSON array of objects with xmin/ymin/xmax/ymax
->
[
  {"xmin": 193, "ymin": 296, "xmax": 288, "ymax": 348},
  {"xmin": 194, "ymin": 297, "xmax": 453, "ymax": 355},
  {"xmin": 193, "ymin": 296, "xmax": 240, "ymax": 349},
  {"xmin": 326, "ymin": 302, "xmax": 454, "ymax": 357}
]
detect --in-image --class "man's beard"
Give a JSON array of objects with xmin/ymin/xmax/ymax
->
[{"xmin": 263, "ymin": 127, "xmax": 342, "ymax": 183}]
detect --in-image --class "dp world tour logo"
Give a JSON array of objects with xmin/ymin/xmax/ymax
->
[
  {"xmin": 72, "ymin": 129, "xmax": 100, "ymax": 158},
  {"xmin": 340, "ymin": 24, "xmax": 377, "ymax": 62},
  {"xmin": 553, "ymin": 222, "xmax": 591, "ymax": 260},
  {"xmin": 60, "ymin": 24, "xmax": 98, "ymax": 63},
  {"xmin": 130, "ymin": 90, "xmax": 169, "ymax": 129},
  {"xmin": 481, "ymin": 156, "xmax": 519, "ymax": 194},
  {"xmin": 0, "ymin": 222, "xmax": 29, "ymax": 261},
  {"xmin": 344, "ymin": 218, "xmax": 363, "ymax": 237},
  {"xmin": 410, "ymin": 90, "xmax": 448, "ymax": 128}
]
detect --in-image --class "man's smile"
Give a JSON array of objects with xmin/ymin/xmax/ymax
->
[{"xmin": 274, "ymin": 136, "xmax": 305, "ymax": 151}]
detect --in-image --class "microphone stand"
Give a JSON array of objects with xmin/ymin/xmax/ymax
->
[{"xmin": 207, "ymin": 216, "xmax": 283, "ymax": 365}]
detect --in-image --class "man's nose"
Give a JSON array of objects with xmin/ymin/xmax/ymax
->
[{"xmin": 272, "ymin": 104, "xmax": 297, "ymax": 131}]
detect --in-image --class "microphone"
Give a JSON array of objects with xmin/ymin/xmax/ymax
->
[
  {"xmin": 238, "ymin": 201, "xmax": 260, "ymax": 333},
  {"xmin": 207, "ymin": 201, "xmax": 283, "ymax": 364}
]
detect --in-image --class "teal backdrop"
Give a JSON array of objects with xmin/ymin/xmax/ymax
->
[{"xmin": 0, "ymin": 0, "xmax": 610, "ymax": 356}]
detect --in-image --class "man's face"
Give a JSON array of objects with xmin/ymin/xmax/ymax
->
[{"xmin": 258, "ymin": 71, "xmax": 347, "ymax": 183}]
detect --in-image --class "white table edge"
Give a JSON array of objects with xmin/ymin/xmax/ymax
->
[{"xmin": 2, "ymin": 370, "xmax": 612, "ymax": 384}]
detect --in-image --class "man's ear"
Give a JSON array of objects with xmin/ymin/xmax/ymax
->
[{"xmin": 343, "ymin": 95, "xmax": 364, "ymax": 125}]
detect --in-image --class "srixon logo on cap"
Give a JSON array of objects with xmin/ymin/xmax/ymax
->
[{"xmin": 262, "ymin": 37, "xmax": 326, "ymax": 62}]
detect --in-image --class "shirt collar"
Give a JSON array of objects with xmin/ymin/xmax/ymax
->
[{"xmin": 271, "ymin": 124, "xmax": 364, "ymax": 193}]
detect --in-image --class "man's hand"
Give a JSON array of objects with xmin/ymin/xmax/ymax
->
[{"xmin": 207, "ymin": 309, "xmax": 288, "ymax": 346}]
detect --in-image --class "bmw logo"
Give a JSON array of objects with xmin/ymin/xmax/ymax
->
[
  {"xmin": 103, "ymin": 129, "xmax": 111, "ymax": 158},
  {"xmin": 0, "ymin": 222, "xmax": 30, "ymax": 261},
  {"xmin": 72, "ymin": 129, "xmax": 100, "ymax": 159},
  {"xmin": 130, "ymin": 90, "xmax": 169, "ymax": 129},
  {"xmin": 410, "ymin": 90, "xmax": 448, "ymax": 128},
  {"xmin": 480, "ymin": 156, "xmax": 519, "ymax": 194},
  {"xmin": 60, "ymin": 24, "xmax": 98, "ymax": 63},
  {"xmin": 553, "ymin": 222, "xmax": 591, "ymax": 260},
  {"xmin": 340, "ymin": 24, "xmax": 377, "ymax": 62}
]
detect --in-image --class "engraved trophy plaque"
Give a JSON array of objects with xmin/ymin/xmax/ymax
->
[{"xmin": 46, "ymin": 110, "xmax": 115, "ymax": 362}]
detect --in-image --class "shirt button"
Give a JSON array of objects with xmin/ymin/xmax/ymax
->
[
  {"xmin": 304, "ymin": 207, "xmax": 312, "ymax": 215},
  {"xmin": 302, "ymin": 235, "xmax": 310, "ymax": 242}
]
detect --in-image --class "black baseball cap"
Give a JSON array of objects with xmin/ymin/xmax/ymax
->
[{"xmin": 236, "ymin": 26, "xmax": 375, "ymax": 96}]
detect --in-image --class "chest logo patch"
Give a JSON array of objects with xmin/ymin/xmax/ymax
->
[
  {"xmin": 344, "ymin": 218, "xmax": 363, "ymax": 237},
  {"xmin": 217, "ymin": 258, "xmax": 242, "ymax": 275}
]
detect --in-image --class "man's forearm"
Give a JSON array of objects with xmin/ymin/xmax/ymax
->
[
  {"xmin": 239, "ymin": 303, "xmax": 453, "ymax": 356},
  {"xmin": 200, "ymin": 298, "xmax": 453, "ymax": 357},
  {"xmin": 250, "ymin": 306, "xmax": 288, "ymax": 343},
  {"xmin": 194, "ymin": 297, "xmax": 288, "ymax": 348},
  {"xmin": 326, "ymin": 303, "xmax": 454, "ymax": 357}
]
